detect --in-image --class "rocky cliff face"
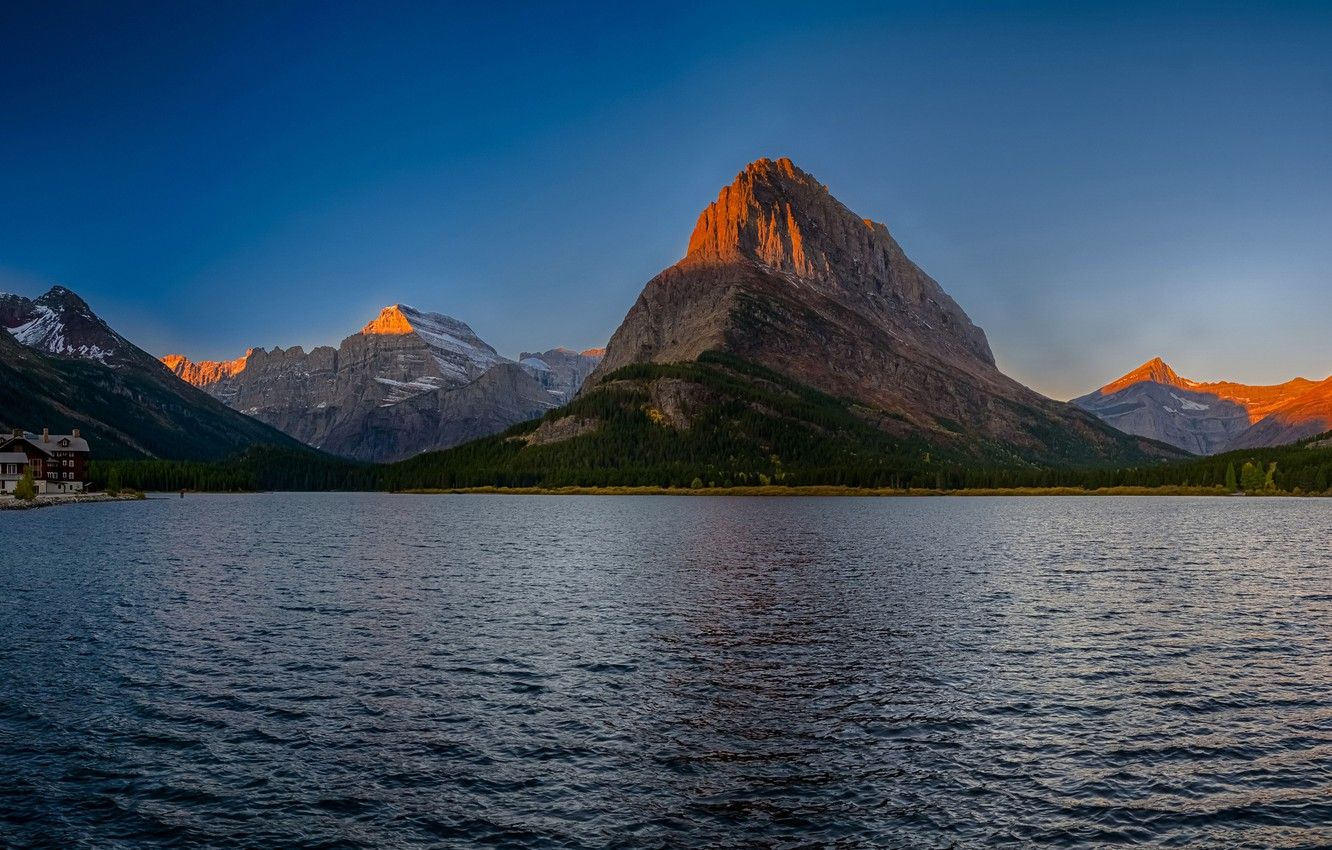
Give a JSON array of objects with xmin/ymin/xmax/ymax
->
[
  {"xmin": 1073, "ymin": 357, "xmax": 1330, "ymax": 454},
  {"xmin": 162, "ymin": 350, "xmax": 252, "ymax": 391},
  {"xmin": 166, "ymin": 306, "xmax": 602, "ymax": 462},
  {"xmin": 588, "ymin": 157, "xmax": 1166, "ymax": 463},
  {"xmin": 518, "ymin": 348, "xmax": 604, "ymax": 402}
]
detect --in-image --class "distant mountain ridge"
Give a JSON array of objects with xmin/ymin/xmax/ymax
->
[
  {"xmin": 0, "ymin": 286, "xmax": 304, "ymax": 459},
  {"xmin": 1229, "ymin": 380, "xmax": 1332, "ymax": 449},
  {"xmin": 164, "ymin": 305, "xmax": 604, "ymax": 462},
  {"xmin": 1073, "ymin": 357, "xmax": 1332, "ymax": 454},
  {"xmin": 161, "ymin": 350, "xmax": 252, "ymax": 396},
  {"xmin": 518, "ymin": 347, "xmax": 604, "ymax": 403}
]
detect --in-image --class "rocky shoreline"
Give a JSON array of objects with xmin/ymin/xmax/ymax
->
[{"xmin": 0, "ymin": 492, "xmax": 146, "ymax": 511}]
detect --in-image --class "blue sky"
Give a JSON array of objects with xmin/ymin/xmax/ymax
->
[{"xmin": 2, "ymin": 1, "xmax": 1330, "ymax": 399}]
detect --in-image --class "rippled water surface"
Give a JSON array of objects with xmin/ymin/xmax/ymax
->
[{"xmin": 2, "ymin": 494, "xmax": 1331, "ymax": 848}]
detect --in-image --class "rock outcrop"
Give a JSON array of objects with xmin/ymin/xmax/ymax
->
[
  {"xmin": 587, "ymin": 157, "xmax": 1170, "ymax": 464},
  {"xmin": 165, "ymin": 306, "xmax": 603, "ymax": 462},
  {"xmin": 1073, "ymin": 357, "xmax": 1331, "ymax": 454},
  {"xmin": 162, "ymin": 350, "xmax": 252, "ymax": 392}
]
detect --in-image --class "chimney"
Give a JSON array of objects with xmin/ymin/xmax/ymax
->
[
  {"xmin": 42, "ymin": 428, "xmax": 49, "ymax": 442},
  {"xmin": 72, "ymin": 428, "xmax": 81, "ymax": 438}
]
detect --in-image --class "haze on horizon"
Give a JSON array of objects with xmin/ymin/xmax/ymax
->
[{"xmin": 2, "ymin": 1, "xmax": 1329, "ymax": 400}]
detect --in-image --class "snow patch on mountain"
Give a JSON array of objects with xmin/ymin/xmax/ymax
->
[
  {"xmin": 374, "ymin": 305, "xmax": 502, "ymax": 383},
  {"xmin": 1, "ymin": 286, "xmax": 139, "ymax": 369},
  {"xmin": 6, "ymin": 303, "xmax": 114, "ymax": 363},
  {"xmin": 374, "ymin": 375, "xmax": 447, "ymax": 406},
  {"xmin": 1169, "ymin": 392, "xmax": 1209, "ymax": 411},
  {"xmin": 519, "ymin": 356, "xmax": 552, "ymax": 372}
]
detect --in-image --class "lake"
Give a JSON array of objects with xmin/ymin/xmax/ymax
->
[{"xmin": 2, "ymin": 494, "xmax": 1330, "ymax": 848}]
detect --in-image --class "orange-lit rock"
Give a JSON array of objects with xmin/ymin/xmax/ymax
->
[
  {"xmin": 360, "ymin": 305, "xmax": 417, "ymax": 336},
  {"xmin": 1074, "ymin": 357, "xmax": 1330, "ymax": 454},
  {"xmin": 1227, "ymin": 377, "xmax": 1332, "ymax": 449},
  {"xmin": 162, "ymin": 350, "xmax": 253, "ymax": 387}
]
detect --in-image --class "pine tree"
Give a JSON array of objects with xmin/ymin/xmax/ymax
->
[
  {"xmin": 13, "ymin": 469, "xmax": 37, "ymax": 501},
  {"xmin": 1225, "ymin": 462, "xmax": 1237, "ymax": 492}
]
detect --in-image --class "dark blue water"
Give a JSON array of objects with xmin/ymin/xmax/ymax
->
[{"xmin": 2, "ymin": 494, "xmax": 1330, "ymax": 848}]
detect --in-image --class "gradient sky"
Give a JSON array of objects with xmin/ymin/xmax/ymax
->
[{"xmin": 2, "ymin": 1, "xmax": 1330, "ymax": 399}]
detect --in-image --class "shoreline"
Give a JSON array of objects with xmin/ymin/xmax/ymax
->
[
  {"xmin": 396, "ymin": 485, "xmax": 1292, "ymax": 498},
  {"xmin": 0, "ymin": 492, "xmax": 147, "ymax": 511}
]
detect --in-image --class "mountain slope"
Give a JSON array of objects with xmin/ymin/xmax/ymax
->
[
  {"xmin": 1073, "ymin": 357, "xmax": 1329, "ymax": 454},
  {"xmin": 165, "ymin": 306, "xmax": 602, "ymax": 462},
  {"xmin": 383, "ymin": 353, "xmax": 1173, "ymax": 490},
  {"xmin": 0, "ymin": 287, "xmax": 305, "ymax": 459},
  {"xmin": 2, "ymin": 286, "xmax": 150, "ymax": 367},
  {"xmin": 1226, "ymin": 377, "xmax": 1332, "ymax": 449},
  {"xmin": 584, "ymin": 157, "xmax": 1176, "ymax": 466}
]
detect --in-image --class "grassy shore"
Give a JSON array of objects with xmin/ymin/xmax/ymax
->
[{"xmin": 398, "ymin": 484, "xmax": 1250, "ymax": 498}]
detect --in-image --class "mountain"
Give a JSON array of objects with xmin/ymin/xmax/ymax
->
[
  {"xmin": 1073, "ymin": 357, "xmax": 1331, "ymax": 454},
  {"xmin": 0, "ymin": 286, "xmax": 304, "ymax": 459},
  {"xmin": 518, "ymin": 348, "xmax": 605, "ymax": 402},
  {"xmin": 384, "ymin": 353, "xmax": 1008, "ymax": 490},
  {"xmin": 1222, "ymin": 378, "xmax": 1332, "ymax": 449},
  {"xmin": 164, "ymin": 305, "xmax": 603, "ymax": 463},
  {"xmin": 2, "ymin": 286, "xmax": 146, "ymax": 367},
  {"xmin": 573, "ymin": 157, "xmax": 1174, "ymax": 467},
  {"xmin": 389, "ymin": 157, "xmax": 1178, "ymax": 487}
]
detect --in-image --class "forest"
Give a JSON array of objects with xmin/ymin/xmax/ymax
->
[
  {"xmin": 86, "ymin": 355, "xmax": 1332, "ymax": 497},
  {"xmin": 88, "ymin": 437, "xmax": 1332, "ymax": 496},
  {"xmin": 88, "ymin": 362, "xmax": 1332, "ymax": 503}
]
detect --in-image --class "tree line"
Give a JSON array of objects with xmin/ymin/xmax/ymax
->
[
  {"xmin": 83, "ymin": 355, "xmax": 1332, "ymax": 496},
  {"xmin": 88, "ymin": 433, "xmax": 1332, "ymax": 496}
]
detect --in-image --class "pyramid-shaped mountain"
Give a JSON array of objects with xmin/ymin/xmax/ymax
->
[{"xmin": 584, "ymin": 157, "xmax": 1170, "ymax": 465}]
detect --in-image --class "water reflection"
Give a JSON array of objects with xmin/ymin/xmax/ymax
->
[{"xmin": 1, "ymin": 494, "xmax": 1329, "ymax": 848}]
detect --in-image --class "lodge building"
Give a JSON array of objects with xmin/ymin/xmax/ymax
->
[{"xmin": 0, "ymin": 428, "xmax": 91, "ymax": 495}]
